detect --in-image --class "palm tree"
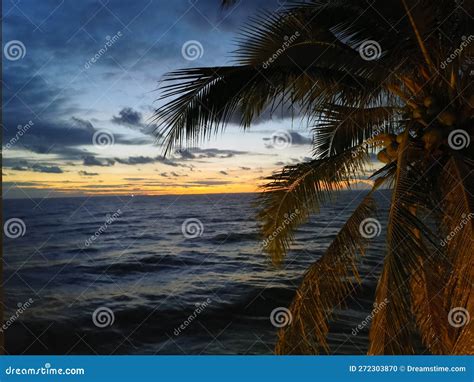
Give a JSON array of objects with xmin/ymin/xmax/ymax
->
[{"xmin": 153, "ymin": 0, "xmax": 473, "ymax": 354}]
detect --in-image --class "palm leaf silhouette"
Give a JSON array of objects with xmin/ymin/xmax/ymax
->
[{"xmin": 275, "ymin": 184, "xmax": 381, "ymax": 354}]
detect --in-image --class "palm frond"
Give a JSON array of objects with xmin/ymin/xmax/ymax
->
[
  {"xmin": 258, "ymin": 146, "xmax": 370, "ymax": 264},
  {"xmin": 439, "ymin": 157, "xmax": 474, "ymax": 354},
  {"xmin": 275, "ymin": 186, "xmax": 379, "ymax": 354},
  {"xmin": 234, "ymin": 8, "xmax": 382, "ymax": 78},
  {"xmin": 400, "ymin": 0, "xmax": 435, "ymax": 69},
  {"xmin": 410, "ymin": 255, "xmax": 453, "ymax": 354},
  {"xmin": 312, "ymin": 104, "xmax": 400, "ymax": 157},
  {"xmin": 153, "ymin": 64, "xmax": 382, "ymax": 152}
]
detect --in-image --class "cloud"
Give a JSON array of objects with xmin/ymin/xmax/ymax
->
[
  {"xmin": 288, "ymin": 132, "xmax": 312, "ymax": 145},
  {"xmin": 5, "ymin": 159, "xmax": 64, "ymax": 173},
  {"xmin": 115, "ymin": 156, "xmax": 156, "ymax": 165},
  {"xmin": 2, "ymin": 117, "xmax": 152, "ymax": 161},
  {"xmin": 11, "ymin": 166, "xmax": 28, "ymax": 171},
  {"xmin": 111, "ymin": 107, "xmax": 144, "ymax": 128},
  {"xmin": 113, "ymin": 155, "xmax": 186, "ymax": 167},
  {"xmin": 177, "ymin": 147, "xmax": 249, "ymax": 160},
  {"xmin": 83, "ymin": 156, "xmax": 115, "ymax": 167},
  {"xmin": 263, "ymin": 131, "xmax": 312, "ymax": 148},
  {"xmin": 219, "ymin": 170, "xmax": 229, "ymax": 175},
  {"xmin": 177, "ymin": 149, "xmax": 196, "ymax": 160},
  {"xmin": 189, "ymin": 180, "xmax": 233, "ymax": 186},
  {"xmin": 31, "ymin": 164, "xmax": 64, "ymax": 173},
  {"xmin": 79, "ymin": 171, "xmax": 99, "ymax": 176}
]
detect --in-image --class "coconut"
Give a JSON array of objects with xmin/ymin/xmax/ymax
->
[
  {"xmin": 422, "ymin": 127, "xmax": 444, "ymax": 150},
  {"xmin": 413, "ymin": 108, "xmax": 424, "ymax": 119},
  {"xmin": 423, "ymin": 96, "xmax": 435, "ymax": 108},
  {"xmin": 377, "ymin": 149, "xmax": 391, "ymax": 164},
  {"xmin": 386, "ymin": 142, "xmax": 399, "ymax": 158},
  {"xmin": 437, "ymin": 111, "xmax": 456, "ymax": 126},
  {"xmin": 375, "ymin": 133, "xmax": 396, "ymax": 146}
]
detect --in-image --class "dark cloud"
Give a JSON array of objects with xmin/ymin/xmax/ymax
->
[
  {"xmin": 3, "ymin": 117, "xmax": 152, "ymax": 161},
  {"xmin": 156, "ymin": 157, "xmax": 184, "ymax": 167},
  {"xmin": 177, "ymin": 149, "xmax": 196, "ymax": 160},
  {"xmin": 111, "ymin": 107, "xmax": 144, "ymax": 128},
  {"xmin": 115, "ymin": 156, "xmax": 156, "ymax": 165},
  {"xmin": 31, "ymin": 164, "xmax": 64, "ymax": 174},
  {"xmin": 263, "ymin": 131, "xmax": 312, "ymax": 148},
  {"xmin": 189, "ymin": 180, "xmax": 233, "ymax": 186},
  {"xmin": 11, "ymin": 166, "xmax": 28, "ymax": 171},
  {"xmin": 114, "ymin": 155, "xmax": 186, "ymax": 167},
  {"xmin": 177, "ymin": 147, "xmax": 249, "ymax": 160},
  {"xmin": 219, "ymin": 170, "xmax": 229, "ymax": 175},
  {"xmin": 289, "ymin": 132, "xmax": 312, "ymax": 145},
  {"xmin": 5, "ymin": 159, "xmax": 64, "ymax": 173},
  {"xmin": 83, "ymin": 156, "xmax": 115, "ymax": 167},
  {"xmin": 79, "ymin": 171, "xmax": 99, "ymax": 176}
]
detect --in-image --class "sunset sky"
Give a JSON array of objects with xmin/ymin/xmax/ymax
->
[{"xmin": 2, "ymin": 0, "xmax": 374, "ymax": 199}]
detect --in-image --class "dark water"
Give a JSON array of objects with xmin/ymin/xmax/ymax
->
[{"xmin": 4, "ymin": 191, "xmax": 390, "ymax": 354}]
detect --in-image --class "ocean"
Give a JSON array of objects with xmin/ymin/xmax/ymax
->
[{"xmin": 4, "ymin": 190, "xmax": 390, "ymax": 355}]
